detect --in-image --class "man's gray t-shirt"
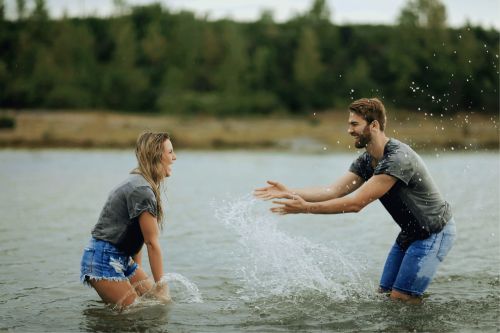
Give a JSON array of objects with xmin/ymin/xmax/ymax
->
[
  {"xmin": 349, "ymin": 138, "xmax": 452, "ymax": 249},
  {"xmin": 92, "ymin": 173, "xmax": 157, "ymax": 256}
]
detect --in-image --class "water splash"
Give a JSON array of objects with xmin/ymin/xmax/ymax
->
[
  {"xmin": 215, "ymin": 196, "xmax": 373, "ymax": 303},
  {"xmin": 162, "ymin": 273, "xmax": 203, "ymax": 304},
  {"xmin": 115, "ymin": 272, "xmax": 203, "ymax": 312}
]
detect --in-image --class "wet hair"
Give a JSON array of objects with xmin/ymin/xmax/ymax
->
[
  {"xmin": 348, "ymin": 98, "xmax": 387, "ymax": 131},
  {"xmin": 131, "ymin": 132, "xmax": 170, "ymax": 227}
]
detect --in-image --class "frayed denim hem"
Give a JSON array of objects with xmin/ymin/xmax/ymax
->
[{"xmin": 81, "ymin": 274, "xmax": 129, "ymax": 287}]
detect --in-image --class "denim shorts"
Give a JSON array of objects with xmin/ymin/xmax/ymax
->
[
  {"xmin": 80, "ymin": 238, "xmax": 138, "ymax": 286},
  {"xmin": 379, "ymin": 218, "xmax": 456, "ymax": 296}
]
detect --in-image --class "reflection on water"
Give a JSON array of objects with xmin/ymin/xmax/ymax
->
[{"xmin": 81, "ymin": 301, "xmax": 171, "ymax": 332}]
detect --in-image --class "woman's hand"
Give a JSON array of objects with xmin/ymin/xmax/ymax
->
[
  {"xmin": 254, "ymin": 180, "xmax": 292, "ymax": 200},
  {"xmin": 152, "ymin": 281, "xmax": 171, "ymax": 304},
  {"xmin": 270, "ymin": 193, "xmax": 311, "ymax": 215},
  {"xmin": 139, "ymin": 212, "xmax": 164, "ymax": 283}
]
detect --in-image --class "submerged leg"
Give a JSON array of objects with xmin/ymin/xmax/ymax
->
[
  {"xmin": 90, "ymin": 279, "xmax": 138, "ymax": 308},
  {"xmin": 129, "ymin": 266, "xmax": 154, "ymax": 296},
  {"xmin": 390, "ymin": 289, "xmax": 422, "ymax": 304},
  {"xmin": 129, "ymin": 266, "xmax": 171, "ymax": 303}
]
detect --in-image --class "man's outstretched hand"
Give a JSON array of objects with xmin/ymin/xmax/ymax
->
[
  {"xmin": 270, "ymin": 193, "xmax": 310, "ymax": 215},
  {"xmin": 254, "ymin": 180, "xmax": 291, "ymax": 200}
]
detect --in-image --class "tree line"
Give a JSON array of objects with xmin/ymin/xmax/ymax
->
[{"xmin": 0, "ymin": 0, "xmax": 498, "ymax": 115}]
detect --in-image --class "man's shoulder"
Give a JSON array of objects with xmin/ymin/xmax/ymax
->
[{"xmin": 385, "ymin": 138, "xmax": 418, "ymax": 157}]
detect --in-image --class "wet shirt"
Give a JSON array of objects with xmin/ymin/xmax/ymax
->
[
  {"xmin": 349, "ymin": 138, "xmax": 452, "ymax": 250},
  {"xmin": 91, "ymin": 174, "xmax": 157, "ymax": 256}
]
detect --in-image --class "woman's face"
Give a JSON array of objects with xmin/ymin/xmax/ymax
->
[{"xmin": 161, "ymin": 139, "xmax": 176, "ymax": 177}]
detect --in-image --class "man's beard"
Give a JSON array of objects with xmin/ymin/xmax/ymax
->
[{"xmin": 354, "ymin": 127, "xmax": 371, "ymax": 148}]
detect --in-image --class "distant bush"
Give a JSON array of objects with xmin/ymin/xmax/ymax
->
[
  {"xmin": 157, "ymin": 92, "xmax": 284, "ymax": 116},
  {"xmin": 0, "ymin": 115, "xmax": 15, "ymax": 129}
]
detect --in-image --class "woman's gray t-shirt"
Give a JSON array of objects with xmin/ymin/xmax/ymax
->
[
  {"xmin": 91, "ymin": 174, "xmax": 157, "ymax": 256},
  {"xmin": 349, "ymin": 138, "xmax": 452, "ymax": 249}
]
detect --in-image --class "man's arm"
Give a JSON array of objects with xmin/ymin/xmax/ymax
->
[
  {"xmin": 271, "ymin": 174, "xmax": 397, "ymax": 215},
  {"xmin": 254, "ymin": 172, "xmax": 364, "ymax": 202},
  {"xmin": 299, "ymin": 172, "xmax": 364, "ymax": 202}
]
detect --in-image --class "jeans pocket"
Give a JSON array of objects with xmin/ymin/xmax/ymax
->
[
  {"xmin": 81, "ymin": 248, "xmax": 95, "ymax": 274},
  {"xmin": 408, "ymin": 234, "xmax": 438, "ymax": 257},
  {"xmin": 437, "ymin": 228, "xmax": 456, "ymax": 261}
]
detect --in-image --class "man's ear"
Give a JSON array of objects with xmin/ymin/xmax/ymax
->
[{"xmin": 371, "ymin": 120, "xmax": 380, "ymax": 130}]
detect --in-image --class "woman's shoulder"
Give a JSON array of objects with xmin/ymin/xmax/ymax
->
[{"xmin": 111, "ymin": 174, "xmax": 153, "ymax": 196}]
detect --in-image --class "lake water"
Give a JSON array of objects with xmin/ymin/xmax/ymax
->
[{"xmin": 0, "ymin": 149, "xmax": 499, "ymax": 332}]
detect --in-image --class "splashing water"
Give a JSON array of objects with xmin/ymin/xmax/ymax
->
[
  {"xmin": 162, "ymin": 273, "xmax": 203, "ymax": 304},
  {"xmin": 115, "ymin": 273, "xmax": 203, "ymax": 312},
  {"xmin": 215, "ymin": 196, "xmax": 373, "ymax": 303}
]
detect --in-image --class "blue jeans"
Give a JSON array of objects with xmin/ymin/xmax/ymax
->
[
  {"xmin": 379, "ymin": 219, "xmax": 456, "ymax": 296},
  {"xmin": 80, "ymin": 238, "xmax": 138, "ymax": 286}
]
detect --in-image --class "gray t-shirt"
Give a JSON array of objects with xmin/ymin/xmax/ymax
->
[
  {"xmin": 349, "ymin": 138, "xmax": 452, "ymax": 249},
  {"xmin": 91, "ymin": 173, "xmax": 158, "ymax": 256}
]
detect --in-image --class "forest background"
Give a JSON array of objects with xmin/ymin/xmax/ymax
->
[{"xmin": 0, "ymin": 0, "xmax": 498, "ymax": 150}]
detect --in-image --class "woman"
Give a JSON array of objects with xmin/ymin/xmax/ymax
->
[{"xmin": 80, "ymin": 132, "xmax": 176, "ymax": 308}]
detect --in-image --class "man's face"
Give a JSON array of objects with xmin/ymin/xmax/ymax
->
[{"xmin": 348, "ymin": 112, "xmax": 372, "ymax": 148}]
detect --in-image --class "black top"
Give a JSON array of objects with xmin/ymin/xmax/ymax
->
[
  {"xmin": 349, "ymin": 138, "xmax": 452, "ymax": 249},
  {"xmin": 92, "ymin": 174, "xmax": 158, "ymax": 256}
]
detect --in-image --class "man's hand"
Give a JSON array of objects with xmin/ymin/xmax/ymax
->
[
  {"xmin": 270, "ymin": 193, "xmax": 310, "ymax": 215},
  {"xmin": 254, "ymin": 180, "xmax": 291, "ymax": 200}
]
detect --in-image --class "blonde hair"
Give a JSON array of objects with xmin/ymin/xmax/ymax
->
[{"xmin": 131, "ymin": 132, "xmax": 170, "ymax": 227}]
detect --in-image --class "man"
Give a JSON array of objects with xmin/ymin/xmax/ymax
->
[{"xmin": 254, "ymin": 98, "xmax": 456, "ymax": 304}]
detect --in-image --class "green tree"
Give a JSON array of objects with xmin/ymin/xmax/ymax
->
[
  {"xmin": 215, "ymin": 22, "xmax": 249, "ymax": 95},
  {"xmin": 32, "ymin": 0, "xmax": 49, "ymax": 21},
  {"xmin": 398, "ymin": 0, "xmax": 447, "ymax": 29},
  {"xmin": 45, "ymin": 18, "xmax": 97, "ymax": 108},
  {"xmin": 293, "ymin": 26, "xmax": 323, "ymax": 109},
  {"xmin": 16, "ymin": 0, "xmax": 27, "ymax": 20},
  {"xmin": 307, "ymin": 0, "xmax": 331, "ymax": 23},
  {"xmin": 344, "ymin": 57, "xmax": 376, "ymax": 98},
  {"xmin": 0, "ymin": 0, "xmax": 4, "ymax": 21},
  {"xmin": 101, "ymin": 18, "xmax": 148, "ymax": 110}
]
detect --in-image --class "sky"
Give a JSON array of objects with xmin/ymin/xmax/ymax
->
[{"xmin": 5, "ymin": 0, "xmax": 500, "ymax": 29}]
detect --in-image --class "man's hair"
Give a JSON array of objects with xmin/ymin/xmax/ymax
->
[{"xmin": 348, "ymin": 98, "xmax": 387, "ymax": 131}]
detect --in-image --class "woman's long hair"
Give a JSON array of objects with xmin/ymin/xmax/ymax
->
[{"xmin": 131, "ymin": 132, "xmax": 170, "ymax": 228}]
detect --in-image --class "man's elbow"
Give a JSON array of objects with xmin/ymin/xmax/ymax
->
[{"xmin": 349, "ymin": 201, "xmax": 367, "ymax": 213}]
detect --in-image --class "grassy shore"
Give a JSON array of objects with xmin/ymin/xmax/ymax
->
[{"xmin": 0, "ymin": 110, "xmax": 498, "ymax": 152}]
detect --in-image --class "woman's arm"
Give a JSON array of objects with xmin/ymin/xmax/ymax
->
[{"xmin": 138, "ymin": 211, "xmax": 164, "ymax": 283}]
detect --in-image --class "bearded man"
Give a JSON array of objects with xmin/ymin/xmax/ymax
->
[{"xmin": 254, "ymin": 98, "xmax": 456, "ymax": 304}]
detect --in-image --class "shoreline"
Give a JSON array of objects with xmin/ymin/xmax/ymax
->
[{"xmin": 0, "ymin": 110, "xmax": 498, "ymax": 152}]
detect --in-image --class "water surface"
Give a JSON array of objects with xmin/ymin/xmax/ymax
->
[{"xmin": 0, "ymin": 149, "xmax": 498, "ymax": 332}]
